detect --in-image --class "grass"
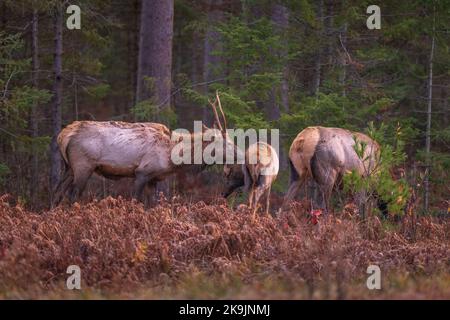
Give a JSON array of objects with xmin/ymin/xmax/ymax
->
[{"xmin": 0, "ymin": 193, "xmax": 448, "ymax": 299}]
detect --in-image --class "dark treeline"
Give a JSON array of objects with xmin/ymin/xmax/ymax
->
[{"xmin": 0, "ymin": 0, "xmax": 448, "ymax": 213}]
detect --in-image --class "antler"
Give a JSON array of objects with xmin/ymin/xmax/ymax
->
[
  {"xmin": 215, "ymin": 91, "xmax": 227, "ymax": 132},
  {"xmin": 208, "ymin": 96, "xmax": 223, "ymax": 132}
]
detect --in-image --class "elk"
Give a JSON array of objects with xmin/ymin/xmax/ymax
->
[
  {"xmin": 53, "ymin": 121, "xmax": 175, "ymax": 205},
  {"xmin": 53, "ymin": 95, "xmax": 234, "ymax": 206},
  {"xmin": 222, "ymin": 142, "xmax": 279, "ymax": 219},
  {"xmin": 280, "ymin": 126, "xmax": 383, "ymax": 214},
  {"xmin": 207, "ymin": 94, "xmax": 279, "ymax": 218}
]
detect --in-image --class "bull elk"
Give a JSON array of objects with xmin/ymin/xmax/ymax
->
[
  {"xmin": 53, "ymin": 94, "xmax": 234, "ymax": 206},
  {"xmin": 222, "ymin": 142, "xmax": 279, "ymax": 219},
  {"xmin": 281, "ymin": 126, "xmax": 384, "ymax": 214},
  {"xmin": 53, "ymin": 121, "xmax": 176, "ymax": 205}
]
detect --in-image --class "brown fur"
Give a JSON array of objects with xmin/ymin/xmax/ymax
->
[
  {"xmin": 282, "ymin": 126, "xmax": 380, "ymax": 213},
  {"xmin": 54, "ymin": 121, "xmax": 210, "ymax": 206},
  {"xmin": 58, "ymin": 121, "xmax": 170, "ymax": 165},
  {"xmin": 223, "ymin": 142, "xmax": 279, "ymax": 219}
]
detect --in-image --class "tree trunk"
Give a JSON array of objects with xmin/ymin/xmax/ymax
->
[
  {"xmin": 271, "ymin": 3, "xmax": 289, "ymax": 114},
  {"xmin": 30, "ymin": 6, "xmax": 39, "ymax": 205},
  {"xmin": 262, "ymin": 2, "xmax": 288, "ymax": 120},
  {"xmin": 202, "ymin": 0, "xmax": 224, "ymax": 126},
  {"xmin": 128, "ymin": 0, "xmax": 140, "ymax": 112},
  {"xmin": 424, "ymin": 8, "xmax": 436, "ymax": 212},
  {"xmin": 339, "ymin": 23, "xmax": 348, "ymax": 97},
  {"xmin": 1, "ymin": 1, "xmax": 6, "ymax": 30},
  {"xmin": 136, "ymin": 0, "xmax": 174, "ymax": 195},
  {"xmin": 50, "ymin": 4, "xmax": 63, "ymax": 195},
  {"xmin": 270, "ymin": 3, "xmax": 290, "ymax": 170},
  {"xmin": 442, "ymin": 86, "xmax": 449, "ymax": 129},
  {"xmin": 325, "ymin": 2, "xmax": 334, "ymax": 68},
  {"xmin": 136, "ymin": 0, "xmax": 174, "ymax": 113},
  {"xmin": 280, "ymin": 69, "xmax": 289, "ymax": 112},
  {"xmin": 312, "ymin": 0, "xmax": 324, "ymax": 95}
]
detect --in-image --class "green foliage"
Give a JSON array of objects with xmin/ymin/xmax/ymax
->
[
  {"xmin": 0, "ymin": 31, "xmax": 29, "ymax": 73},
  {"xmin": 343, "ymin": 122, "xmax": 410, "ymax": 216},
  {"xmin": 213, "ymin": 91, "xmax": 269, "ymax": 130},
  {"xmin": 221, "ymin": 21, "xmax": 277, "ymax": 84},
  {"xmin": 278, "ymin": 93, "xmax": 396, "ymax": 144},
  {"xmin": 0, "ymin": 163, "xmax": 11, "ymax": 184},
  {"xmin": 132, "ymin": 99, "xmax": 177, "ymax": 128},
  {"xmin": 180, "ymin": 16, "xmax": 282, "ymax": 131},
  {"xmin": 178, "ymin": 15, "xmax": 289, "ymax": 131},
  {"xmin": 2, "ymin": 86, "xmax": 51, "ymax": 127},
  {"xmin": 85, "ymin": 83, "xmax": 111, "ymax": 99},
  {"xmin": 181, "ymin": 87, "xmax": 208, "ymax": 107},
  {"xmin": 216, "ymin": 17, "xmax": 285, "ymax": 87},
  {"xmin": 131, "ymin": 75, "xmax": 177, "ymax": 126},
  {"xmin": 11, "ymin": 135, "xmax": 51, "ymax": 154},
  {"xmin": 0, "ymin": 31, "xmax": 52, "ymax": 156}
]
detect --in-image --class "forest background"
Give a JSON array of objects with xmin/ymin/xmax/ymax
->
[{"xmin": 0, "ymin": 0, "xmax": 448, "ymax": 215}]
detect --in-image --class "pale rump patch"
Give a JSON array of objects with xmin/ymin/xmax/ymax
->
[
  {"xmin": 58, "ymin": 121, "xmax": 84, "ymax": 164},
  {"xmin": 246, "ymin": 142, "xmax": 279, "ymax": 177},
  {"xmin": 289, "ymin": 126, "xmax": 320, "ymax": 178}
]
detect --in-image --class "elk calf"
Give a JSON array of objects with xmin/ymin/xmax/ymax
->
[{"xmin": 223, "ymin": 142, "xmax": 279, "ymax": 219}]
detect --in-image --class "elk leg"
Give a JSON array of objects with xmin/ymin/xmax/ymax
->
[
  {"xmin": 279, "ymin": 160, "xmax": 306, "ymax": 213},
  {"xmin": 53, "ymin": 166, "xmax": 69, "ymax": 195},
  {"xmin": 280, "ymin": 176, "xmax": 305, "ymax": 213},
  {"xmin": 54, "ymin": 174, "xmax": 74, "ymax": 207},
  {"xmin": 52, "ymin": 169, "xmax": 73, "ymax": 207},
  {"xmin": 319, "ymin": 184, "xmax": 334, "ymax": 214},
  {"xmin": 265, "ymin": 185, "xmax": 272, "ymax": 216},
  {"xmin": 70, "ymin": 167, "xmax": 94, "ymax": 203},
  {"xmin": 133, "ymin": 173, "xmax": 149, "ymax": 202},
  {"xmin": 146, "ymin": 180, "xmax": 157, "ymax": 207},
  {"xmin": 251, "ymin": 192, "xmax": 258, "ymax": 221},
  {"xmin": 252, "ymin": 177, "xmax": 266, "ymax": 219},
  {"xmin": 248, "ymin": 184, "xmax": 255, "ymax": 209},
  {"xmin": 244, "ymin": 165, "xmax": 255, "ymax": 209},
  {"xmin": 316, "ymin": 170, "xmax": 337, "ymax": 214}
]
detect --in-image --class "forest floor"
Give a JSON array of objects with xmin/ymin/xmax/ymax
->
[{"xmin": 0, "ymin": 194, "xmax": 448, "ymax": 299}]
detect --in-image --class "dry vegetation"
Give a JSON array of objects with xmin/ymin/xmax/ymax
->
[{"xmin": 0, "ymin": 193, "xmax": 448, "ymax": 299}]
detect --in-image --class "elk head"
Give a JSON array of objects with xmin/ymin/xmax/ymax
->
[{"xmin": 207, "ymin": 91, "xmax": 246, "ymax": 198}]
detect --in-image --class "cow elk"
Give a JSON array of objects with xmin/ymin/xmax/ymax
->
[{"xmin": 281, "ymin": 126, "xmax": 383, "ymax": 214}]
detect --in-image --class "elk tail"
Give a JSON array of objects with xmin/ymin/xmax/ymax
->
[
  {"xmin": 289, "ymin": 159, "xmax": 299, "ymax": 184},
  {"xmin": 57, "ymin": 122, "xmax": 81, "ymax": 165}
]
